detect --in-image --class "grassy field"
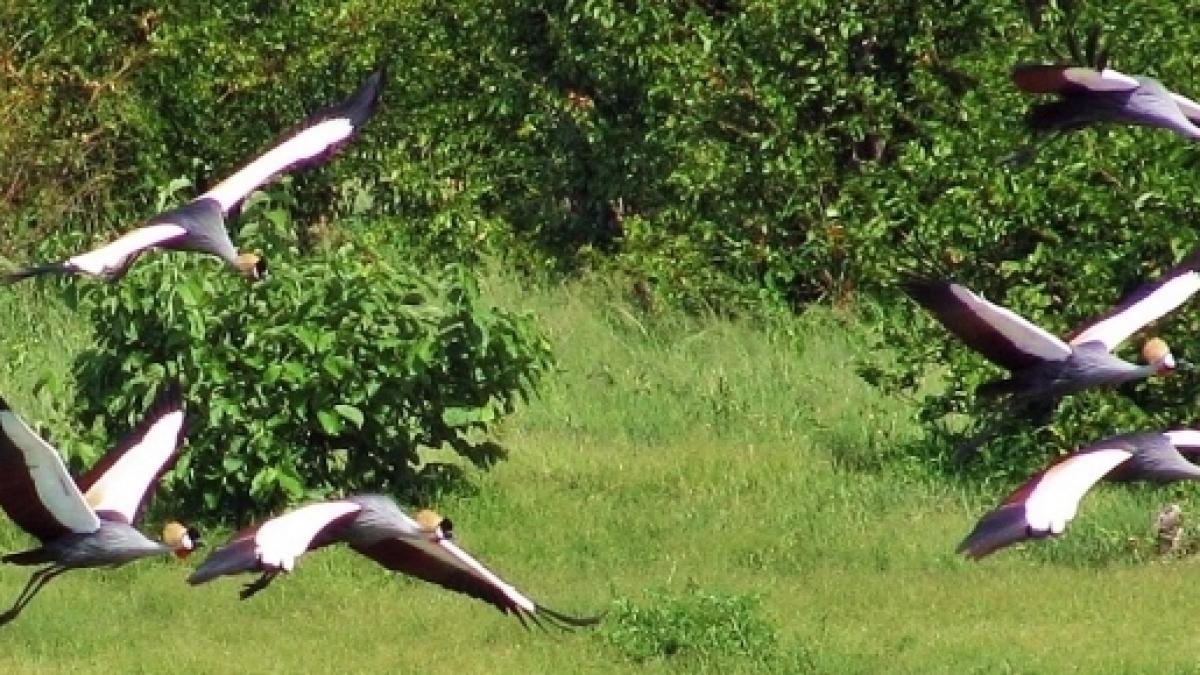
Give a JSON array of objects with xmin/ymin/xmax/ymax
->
[{"xmin": 2, "ymin": 273, "xmax": 1200, "ymax": 673}]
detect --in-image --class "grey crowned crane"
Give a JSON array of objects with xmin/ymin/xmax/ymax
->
[
  {"xmin": 0, "ymin": 387, "xmax": 197, "ymax": 624},
  {"xmin": 3, "ymin": 67, "xmax": 385, "ymax": 285},
  {"xmin": 1012, "ymin": 29, "xmax": 1200, "ymax": 140},
  {"xmin": 188, "ymin": 495, "xmax": 599, "ymax": 631},
  {"xmin": 958, "ymin": 430, "xmax": 1200, "ymax": 559},
  {"xmin": 902, "ymin": 251, "xmax": 1200, "ymax": 409}
]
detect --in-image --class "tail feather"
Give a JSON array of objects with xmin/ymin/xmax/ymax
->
[{"xmin": 2, "ymin": 548, "xmax": 53, "ymax": 566}]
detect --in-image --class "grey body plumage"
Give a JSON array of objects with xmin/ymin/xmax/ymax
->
[
  {"xmin": 152, "ymin": 198, "xmax": 238, "ymax": 264},
  {"xmin": 984, "ymin": 341, "xmax": 1157, "ymax": 404},
  {"xmin": 10, "ymin": 520, "xmax": 177, "ymax": 570}
]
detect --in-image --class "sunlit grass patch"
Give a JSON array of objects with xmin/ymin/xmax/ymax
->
[{"xmin": 601, "ymin": 584, "xmax": 800, "ymax": 671}]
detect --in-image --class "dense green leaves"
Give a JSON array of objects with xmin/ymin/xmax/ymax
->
[
  {"xmin": 8, "ymin": 2, "xmax": 1200, "ymax": 483},
  {"xmin": 70, "ymin": 212, "xmax": 552, "ymax": 522}
]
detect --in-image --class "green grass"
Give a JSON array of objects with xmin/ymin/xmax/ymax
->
[{"xmin": 2, "ymin": 273, "xmax": 1200, "ymax": 672}]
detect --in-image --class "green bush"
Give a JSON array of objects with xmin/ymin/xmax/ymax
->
[{"xmin": 69, "ymin": 204, "xmax": 552, "ymax": 523}]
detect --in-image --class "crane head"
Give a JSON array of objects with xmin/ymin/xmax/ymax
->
[
  {"xmin": 163, "ymin": 521, "xmax": 202, "ymax": 559},
  {"xmin": 234, "ymin": 252, "xmax": 269, "ymax": 282},
  {"xmin": 414, "ymin": 509, "xmax": 454, "ymax": 541},
  {"xmin": 1142, "ymin": 337, "xmax": 1177, "ymax": 375}
]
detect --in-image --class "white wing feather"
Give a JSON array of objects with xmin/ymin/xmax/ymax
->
[
  {"xmin": 1170, "ymin": 91, "xmax": 1200, "ymax": 123},
  {"xmin": 255, "ymin": 501, "xmax": 362, "ymax": 571},
  {"xmin": 427, "ymin": 539, "xmax": 538, "ymax": 613},
  {"xmin": 66, "ymin": 223, "xmax": 188, "ymax": 276},
  {"xmin": 1094, "ymin": 68, "xmax": 1141, "ymax": 91},
  {"xmin": 1068, "ymin": 272, "xmax": 1200, "ymax": 352},
  {"xmin": 1023, "ymin": 448, "xmax": 1132, "ymax": 535},
  {"xmin": 0, "ymin": 410, "xmax": 99, "ymax": 534},
  {"xmin": 949, "ymin": 285, "xmax": 1072, "ymax": 361},
  {"xmin": 199, "ymin": 118, "xmax": 356, "ymax": 214},
  {"xmin": 83, "ymin": 409, "xmax": 186, "ymax": 523},
  {"xmin": 1164, "ymin": 429, "xmax": 1200, "ymax": 449}
]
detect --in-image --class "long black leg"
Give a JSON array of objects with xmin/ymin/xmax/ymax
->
[
  {"xmin": 1000, "ymin": 130, "xmax": 1066, "ymax": 168},
  {"xmin": 0, "ymin": 565, "xmax": 69, "ymax": 625},
  {"xmin": 239, "ymin": 571, "xmax": 278, "ymax": 600}
]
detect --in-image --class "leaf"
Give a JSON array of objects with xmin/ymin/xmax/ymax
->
[
  {"xmin": 442, "ymin": 406, "xmax": 482, "ymax": 427},
  {"xmin": 316, "ymin": 409, "xmax": 343, "ymax": 436},
  {"xmin": 335, "ymin": 404, "xmax": 365, "ymax": 429}
]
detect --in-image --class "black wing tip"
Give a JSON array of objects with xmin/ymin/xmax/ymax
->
[
  {"xmin": 144, "ymin": 382, "xmax": 187, "ymax": 438},
  {"xmin": 186, "ymin": 540, "xmax": 259, "ymax": 586},
  {"xmin": 898, "ymin": 277, "xmax": 959, "ymax": 305},
  {"xmin": 344, "ymin": 65, "xmax": 386, "ymax": 126},
  {"xmin": 954, "ymin": 537, "xmax": 991, "ymax": 561},
  {"xmin": 956, "ymin": 505, "xmax": 1032, "ymax": 561},
  {"xmin": 2, "ymin": 263, "xmax": 73, "ymax": 284},
  {"xmin": 152, "ymin": 381, "xmax": 185, "ymax": 412},
  {"xmin": 535, "ymin": 604, "xmax": 603, "ymax": 630},
  {"xmin": 365, "ymin": 63, "xmax": 388, "ymax": 91},
  {"xmin": 185, "ymin": 566, "xmax": 215, "ymax": 586}
]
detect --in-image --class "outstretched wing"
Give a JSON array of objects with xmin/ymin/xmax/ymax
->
[
  {"xmin": 4, "ymin": 224, "xmax": 188, "ymax": 284},
  {"xmin": 350, "ymin": 532, "xmax": 598, "ymax": 629},
  {"xmin": 957, "ymin": 439, "xmax": 1133, "ymax": 559},
  {"xmin": 1164, "ymin": 429, "xmax": 1200, "ymax": 455},
  {"xmin": 0, "ymin": 398, "xmax": 99, "ymax": 540},
  {"xmin": 197, "ymin": 67, "xmax": 386, "ymax": 216},
  {"xmin": 901, "ymin": 280, "xmax": 1071, "ymax": 371},
  {"xmin": 188, "ymin": 500, "xmax": 362, "ymax": 586},
  {"xmin": 1067, "ymin": 250, "xmax": 1200, "ymax": 352},
  {"xmin": 1011, "ymin": 65, "xmax": 1139, "ymax": 94},
  {"xmin": 77, "ymin": 386, "xmax": 187, "ymax": 524}
]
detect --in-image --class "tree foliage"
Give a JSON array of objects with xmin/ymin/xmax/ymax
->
[{"xmin": 7, "ymin": 1, "xmax": 1200, "ymax": 482}]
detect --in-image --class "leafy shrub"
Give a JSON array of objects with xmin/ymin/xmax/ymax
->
[
  {"xmin": 69, "ymin": 204, "xmax": 552, "ymax": 523},
  {"xmin": 602, "ymin": 584, "xmax": 779, "ymax": 667}
]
